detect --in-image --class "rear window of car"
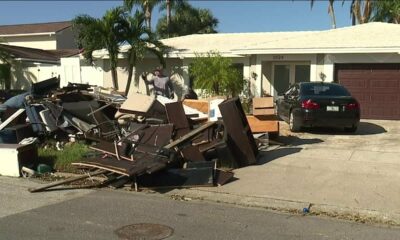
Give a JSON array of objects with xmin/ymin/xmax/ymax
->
[{"xmin": 300, "ymin": 84, "xmax": 350, "ymax": 96}]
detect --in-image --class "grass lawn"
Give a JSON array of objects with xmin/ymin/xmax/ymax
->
[{"xmin": 38, "ymin": 142, "xmax": 90, "ymax": 172}]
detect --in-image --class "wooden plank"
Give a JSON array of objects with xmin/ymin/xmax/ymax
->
[
  {"xmin": 29, "ymin": 170, "xmax": 107, "ymax": 193},
  {"xmin": 252, "ymin": 108, "xmax": 275, "ymax": 116},
  {"xmin": 253, "ymin": 97, "xmax": 274, "ymax": 108},
  {"xmin": 0, "ymin": 109, "xmax": 25, "ymax": 131},
  {"xmin": 119, "ymin": 93, "xmax": 155, "ymax": 114},
  {"xmin": 163, "ymin": 121, "xmax": 216, "ymax": 149},
  {"xmin": 252, "ymin": 97, "xmax": 275, "ymax": 116},
  {"xmin": 72, "ymin": 162, "xmax": 130, "ymax": 176},
  {"xmin": 215, "ymin": 170, "xmax": 234, "ymax": 186},
  {"xmin": 246, "ymin": 115, "xmax": 279, "ymax": 133},
  {"xmin": 165, "ymin": 102, "xmax": 191, "ymax": 134},
  {"xmin": 219, "ymin": 97, "xmax": 258, "ymax": 167},
  {"xmin": 182, "ymin": 99, "xmax": 209, "ymax": 114},
  {"xmin": 137, "ymin": 167, "xmax": 214, "ymax": 188}
]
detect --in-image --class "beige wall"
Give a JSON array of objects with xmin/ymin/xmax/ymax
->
[
  {"xmin": 102, "ymin": 58, "xmax": 185, "ymax": 98},
  {"xmin": 60, "ymin": 52, "xmax": 400, "ymax": 99},
  {"xmin": 3, "ymin": 35, "xmax": 57, "ymax": 50},
  {"xmin": 80, "ymin": 60, "xmax": 104, "ymax": 86},
  {"xmin": 56, "ymin": 28, "xmax": 77, "ymax": 49},
  {"xmin": 261, "ymin": 61, "xmax": 272, "ymax": 96},
  {"xmin": 11, "ymin": 62, "xmax": 60, "ymax": 89}
]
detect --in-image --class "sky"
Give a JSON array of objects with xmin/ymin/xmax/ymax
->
[{"xmin": 0, "ymin": 1, "xmax": 354, "ymax": 33}]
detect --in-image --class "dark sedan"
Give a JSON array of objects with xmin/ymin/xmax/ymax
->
[{"xmin": 276, "ymin": 82, "xmax": 360, "ymax": 132}]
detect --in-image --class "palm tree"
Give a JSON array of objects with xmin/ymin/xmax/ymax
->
[
  {"xmin": 159, "ymin": 0, "xmax": 186, "ymax": 37},
  {"xmin": 124, "ymin": 0, "xmax": 162, "ymax": 31},
  {"xmin": 121, "ymin": 11, "xmax": 167, "ymax": 95},
  {"xmin": 372, "ymin": 0, "xmax": 400, "ymax": 24},
  {"xmin": 350, "ymin": 0, "xmax": 374, "ymax": 25},
  {"xmin": 197, "ymin": 8, "xmax": 219, "ymax": 34},
  {"xmin": 0, "ymin": 39, "xmax": 12, "ymax": 90},
  {"xmin": 310, "ymin": 0, "xmax": 338, "ymax": 29},
  {"xmin": 73, "ymin": 7, "xmax": 126, "ymax": 89},
  {"xmin": 156, "ymin": 2, "xmax": 218, "ymax": 39}
]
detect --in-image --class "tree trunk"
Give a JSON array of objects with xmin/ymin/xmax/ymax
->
[
  {"xmin": 328, "ymin": 0, "xmax": 337, "ymax": 29},
  {"xmin": 111, "ymin": 67, "xmax": 119, "ymax": 90},
  {"xmin": 145, "ymin": 7, "xmax": 152, "ymax": 31},
  {"xmin": 125, "ymin": 64, "xmax": 135, "ymax": 96},
  {"xmin": 166, "ymin": 0, "xmax": 171, "ymax": 37}
]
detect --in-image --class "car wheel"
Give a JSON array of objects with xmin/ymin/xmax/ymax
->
[
  {"xmin": 344, "ymin": 125, "xmax": 357, "ymax": 133},
  {"xmin": 289, "ymin": 111, "xmax": 301, "ymax": 132}
]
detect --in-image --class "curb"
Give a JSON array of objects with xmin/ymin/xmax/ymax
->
[{"xmin": 157, "ymin": 188, "xmax": 400, "ymax": 226}]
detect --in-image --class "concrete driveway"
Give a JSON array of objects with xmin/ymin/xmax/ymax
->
[{"xmin": 170, "ymin": 120, "xmax": 400, "ymax": 224}]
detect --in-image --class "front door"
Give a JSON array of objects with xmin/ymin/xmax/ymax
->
[{"xmin": 272, "ymin": 62, "xmax": 310, "ymax": 96}]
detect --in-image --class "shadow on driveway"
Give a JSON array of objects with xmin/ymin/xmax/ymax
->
[
  {"xmin": 301, "ymin": 122, "xmax": 386, "ymax": 136},
  {"xmin": 356, "ymin": 122, "xmax": 387, "ymax": 135},
  {"xmin": 257, "ymin": 147, "xmax": 302, "ymax": 165},
  {"xmin": 275, "ymin": 136, "xmax": 324, "ymax": 146}
]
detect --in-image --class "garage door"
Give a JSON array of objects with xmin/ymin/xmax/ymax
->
[{"xmin": 335, "ymin": 64, "xmax": 400, "ymax": 120}]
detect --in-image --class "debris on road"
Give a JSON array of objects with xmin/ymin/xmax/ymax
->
[{"xmin": 0, "ymin": 76, "xmax": 279, "ymax": 192}]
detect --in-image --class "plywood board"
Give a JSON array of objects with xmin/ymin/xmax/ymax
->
[
  {"xmin": 119, "ymin": 93, "xmax": 156, "ymax": 114},
  {"xmin": 246, "ymin": 115, "xmax": 279, "ymax": 133},
  {"xmin": 253, "ymin": 97, "xmax": 275, "ymax": 116},
  {"xmin": 182, "ymin": 99, "xmax": 209, "ymax": 114}
]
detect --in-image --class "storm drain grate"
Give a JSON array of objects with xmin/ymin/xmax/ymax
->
[{"xmin": 115, "ymin": 223, "xmax": 174, "ymax": 240}]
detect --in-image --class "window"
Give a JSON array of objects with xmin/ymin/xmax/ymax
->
[
  {"xmin": 301, "ymin": 83, "xmax": 350, "ymax": 96},
  {"xmin": 273, "ymin": 62, "xmax": 310, "ymax": 96},
  {"xmin": 295, "ymin": 65, "xmax": 310, "ymax": 83}
]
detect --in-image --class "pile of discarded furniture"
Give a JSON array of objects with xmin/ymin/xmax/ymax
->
[{"xmin": 0, "ymin": 77, "xmax": 274, "ymax": 192}]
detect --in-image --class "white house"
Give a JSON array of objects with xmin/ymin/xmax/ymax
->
[
  {"xmin": 76, "ymin": 22, "xmax": 400, "ymax": 120},
  {"xmin": 0, "ymin": 21, "xmax": 76, "ymax": 50},
  {"xmin": 0, "ymin": 21, "xmax": 79, "ymax": 89},
  {"xmin": 1, "ymin": 21, "xmax": 399, "ymax": 119}
]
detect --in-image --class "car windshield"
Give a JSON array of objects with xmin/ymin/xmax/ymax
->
[{"xmin": 300, "ymin": 83, "xmax": 350, "ymax": 96}]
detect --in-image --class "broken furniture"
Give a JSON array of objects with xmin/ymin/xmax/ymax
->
[
  {"xmin": 0, "ymin": 143, "xmax": 38, "ymax": 177},
  {"xmin": 246, "ymin": 97, "xmax": 279, "ymax": 138},
  {"xmin": 219, "ymin": 97, "xmax": 259, "ymax": 167},
  {"xmin": 0, "ymin": 124, "xmax": 34, "ymax": 144}
]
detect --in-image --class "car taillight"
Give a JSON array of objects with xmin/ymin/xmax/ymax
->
[
  {"xmin": 345, "ymin": 102, "xmax": 359, "ymax": 110},
  {"xmin": 301, "ymin": 99, "xmax": 320, "ymax": 110}
]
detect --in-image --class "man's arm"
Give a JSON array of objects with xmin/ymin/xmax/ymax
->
[{"xmin": 141, "ymin": 73, "xmax": 154, "ymax": 84}]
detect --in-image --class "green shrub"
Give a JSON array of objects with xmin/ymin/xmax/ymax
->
[{"xmin": 190, "ymin": 51, "xmax": 244, "ymax": 97}]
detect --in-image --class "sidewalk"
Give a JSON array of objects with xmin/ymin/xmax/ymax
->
[
  {"xmin": 0, "ymin": 177, "xmax": 92, "ymax": 218},
  {"xmin": 163, "ymin": 120, "xmax": 400, "ymax": 225},
  {"xmin": 2, "ymin": 120, "xmax": 399, "ymax": 225}
]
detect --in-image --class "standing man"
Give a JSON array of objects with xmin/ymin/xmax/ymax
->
[{"xmin": 142, "ymin": 68, "xmax": 175, "ymax": 99}]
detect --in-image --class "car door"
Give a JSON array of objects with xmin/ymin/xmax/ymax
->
[
  {"xmin": 286, "ymin": 85, "xmax": 300, "ymax": 115},
  {"xmin": 277, "ymin": 85, "xmax": 296, "ymax": 122}
]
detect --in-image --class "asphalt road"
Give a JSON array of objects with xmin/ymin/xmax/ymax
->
[{"xmin": 0, "ymin": 189, "xmax": 399, "ymax": 240}]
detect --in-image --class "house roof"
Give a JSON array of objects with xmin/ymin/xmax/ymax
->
[
  {"xmin": 91, "ymin": 22, "xmax": 400, "ymax": 59},
  {"xmin": 0, "ymin": 21, "xmax": 71, "ymax": 36},
  {"xmin": 233, "ymin": 22, "xmax": 400, "ymax": 54},
  {"xmin": 0, "ymin": 44, "xmax": 77, "ymax": 63},
  {"xmin": 157, "ymin": 22, "xmax": 400, "ymax": 56},
  {"xmin": 49, "ymin": 49, "xmax": 81, "ymax": 58},
  {"xmin": 159, "ymin": 31, "xmax": 310, "ymax": 56}
]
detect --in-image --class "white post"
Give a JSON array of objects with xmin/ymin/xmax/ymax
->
[
  {"xmin": 323, "ymin": 54, "xmax": 335, "ymax": 82},
  {"xmin": 254, "ymin": 56, "xmax": 263, "ymax": 97}
]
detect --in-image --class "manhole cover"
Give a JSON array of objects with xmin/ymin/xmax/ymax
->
[{"xmin": 115, "ymin": 223, "xmax": 174, "ymax": 240}]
